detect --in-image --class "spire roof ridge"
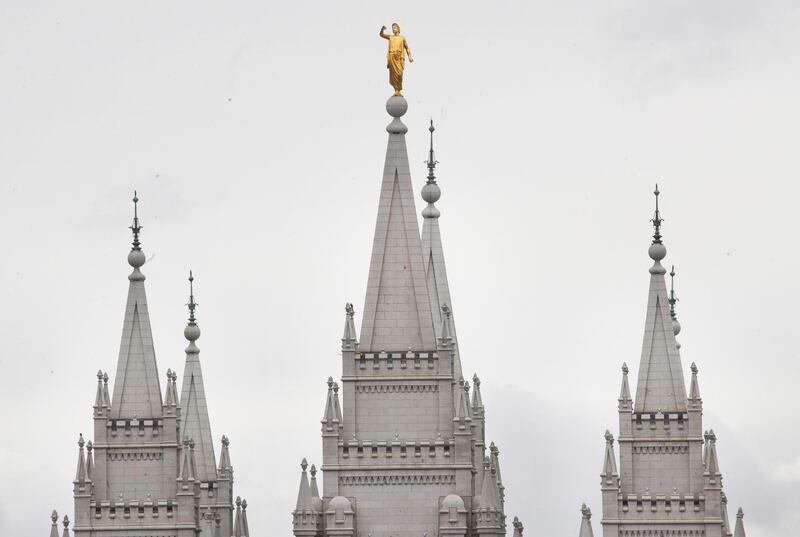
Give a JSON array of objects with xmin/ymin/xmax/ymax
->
[
  {"xmin": 178, "ymin": 272, "xmax": 217, "ymax": 482},
  {"xmin": 359, "ymin": 97, "xmax": 436, "ymax": 352},
  {"xmin": 110, "ymin": 192, "xmax": 163, "ymax": 419},
  {"xmin": 634, "ymin": 186, "xmax": 688, "ymax": 413}
]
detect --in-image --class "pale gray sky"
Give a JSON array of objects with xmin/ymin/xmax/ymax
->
[{"xmin": 1, "ymin": 1, "xmax": 799, "ymax": 536}]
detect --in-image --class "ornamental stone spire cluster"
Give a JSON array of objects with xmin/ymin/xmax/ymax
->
[
  {"xmin": 291, "ymin": 96, "xmax": 520, "ymax": 536},
  {"xmin": 578, "ymin": 186, "xmax": 747, "ymax": 537},
  {"xmin": 52, "ymin": 194, "xmax": 252, "ymax": 537}
]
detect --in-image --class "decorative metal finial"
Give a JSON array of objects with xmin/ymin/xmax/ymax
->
[
  {"xmin": 425, "ymin": 119, "xmax": 438, "ymax": 184},
  {"xmin": 651, "ymin": 184, "xmax": 663, "ymax": 244},
  {"xmin": 669, "ymin": 265, "xmax": 678, "ymax": 320},
  {"xmin": 345, "ymin": 302, "xmax": 354, "ymax": 317},
  {"xmin": 130, "ymin": 191, "xmax": 142, "ymax": 251},
  {"xmin": 187, "ymin": 270, "xmax": 197, "ymax": 323}
]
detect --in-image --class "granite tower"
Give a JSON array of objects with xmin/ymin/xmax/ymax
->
[
  {"xmin": 579, "ymin": 187, "xmax": 747, "ymax": 537},
  {"xmin": 292, "ymin": 97, "xmax": 519, "ymax": 537},
  {"xmin": 57, "ymin": 195, "xmax": 252, "ymax": 537}
]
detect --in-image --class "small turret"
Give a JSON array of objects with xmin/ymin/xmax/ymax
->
[
  {"xmin": 218, "ymin": 434, "xmax": 232, "ymax": 476},
  {"xmin": 734, "ymin": 507, "xmax": 747, "ymax": 537},
  {"xmin": 453, "ymin": 377, "xmax": 472, "ymax": 429},
  {"xmin": 342, "ymin": 302, "xmax": 357, "ymax": 350},
  {"xmin": 472, "ymin": 373, "xmax": 484, "ymax": 413},
  {"xmin": 93, "ymin": 370, "xmax": 105, "ymax": 416},
  {"xmin": 234, "ymin": 496, "xmax": 244, "ymax": 537},
  {"xmin": 721, "ymin": 492, "xmax": 732, "ymax": 535},
  {"xmin": 49, "ymin": 510, "xmax": 59, "ymax": 537},
  {"xmin": 102, "ymin": 372, "xmax": 110, "ymax": 408},
  {"xmin": 86, "ymin": 440, "xmax": 94, "ymax": 481},
  {"xmin": 703, "ymin": 430, "xmax": 710, "ymax": 467},
  {"xmin": 164, "ymin": 369, "xmax": 176, "ymax": 410},
  {"xmin": 73, "ymin": 434, "xmax": 89, "ymax": 490},
  {"xmin": 322, "ymin": 377, "xmax": 342, "ymax": 432},
  {"xmin": 601, "ymin": 431, "xmax": 618, "ymax": 486},
  {"xmin": 439, "ymin": 303, "xmax": 454, "ymax": 348},
  {"xmin": 489, "ymin": 442, "xmax": 505, "ymax": 502},
  {"xmin": 704, "ymin": 430, "xmax": 721, "ymax": 486},
  {"xmin": 578, "ymin": 503, "xmax": 594, "ymax": 537},
  {"xmin": 61, "ymin": 515, "xmax": 70, "ymax": 537},
  {"xmin": 618, "ymin": 363, "xmax": 632, "ymax": 411},
  {"xmin": 512, "ymin": 516, "xmax": 524, "ymax": 537},
  {"xmin": 310, "ymin": 464, "xmax": 323, "ymax": 512},
  {"xmin": 241, "ymin": 499, "xmax": 250, "ymax": 537},
  {"xmin": 688, "ymin": 362, "xmax": 702, "ymax": 408}
]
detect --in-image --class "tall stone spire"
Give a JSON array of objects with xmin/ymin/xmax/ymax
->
[
  {"xmin": 634, "ymin": 185, "xmax": 688, "ymax": 413},
  {"xmin": 420, "ymin": 120, "xmax": 463, "ymax": 376},
  {"xmin": 110, "ymin": 192, "xmax": 163, "ymax": 419},
  {"xmin": 178, "ymin": 271, "xmax": 218, "ymax": 483},
  {"xmin": 359, "ymin": 96, "xmax": 436, "ymax": 352}
]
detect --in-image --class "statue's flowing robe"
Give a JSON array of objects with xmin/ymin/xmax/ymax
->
[{"xmin": 387, "ymin": 36, "xmax": 405, "ymax": 93}]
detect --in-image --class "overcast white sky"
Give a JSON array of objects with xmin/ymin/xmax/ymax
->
[{"xmin": 1, "ymin": 1, "xmax": 799, "ymax": 536}]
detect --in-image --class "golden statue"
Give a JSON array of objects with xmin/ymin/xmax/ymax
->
[{"xmin": 379, "ymin": 23, "xmax": 413, "ymax": 96}]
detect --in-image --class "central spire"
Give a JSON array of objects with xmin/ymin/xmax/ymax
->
[
  {"xmin": 634, "ymin": 186, "xmax": 688, "ymax": 413},
  {"xmin": 110, "ymin": 192, "xmax": 162, "ymax": 419},
  {"xmin": 359, "ymin": 96, "xmax": 436, "ymax": 352}
]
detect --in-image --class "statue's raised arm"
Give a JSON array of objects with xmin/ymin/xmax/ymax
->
[{"xmin": 381, "ymin": 23, "xmax": 412, "ymax": 96}]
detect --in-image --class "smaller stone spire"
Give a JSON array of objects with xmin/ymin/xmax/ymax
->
[
  {"xmin": 618, "ymin": 363, "xmax": 632, "ymax": 410},
  {"xmin": 218, "ymin": 434, "xmax": 232, "ymax": 477},
  {"xmin": 93, "ymin": 370, "xmax": 105, "ymax": 416},
  {"xmin": 512, "ymin": 516, "xmax": 524, "ymax": 537},
  {"xmin": 489, "ymin": 442, "xmax": 505, "ymax": 501},
  {"xmin": 61, "ymin": 515, "xmax": 70, "ymax": 537},
  {"xmin": 705, "ymin": 430, "xmax": 721, "ymax": 485},
  {"xmin": 721, "ymin": 492, "xmax": 732, "ymax": 535},
  {"xmin": 734, "ymin": 507, "xmax": 747, "ymax": 537},
  {"xmin": 472, "ymin": 373, "xmax": 484, "ymax": 412},
  {"xmin": 295, "ymin": 458, "xmax": 315, "ymax": 511},
  {"xmin": 164, "ymin": 369, "xmax": 176, "ymax": 408},
  {"xmin": 342, "ymin": 302, "xmax": 357, "ymax": 350},
  {"xmin": 233, "ymin": 496, "xmax": 244, "ymax": 537},
  {"xmin": 439, "ymin": 304, "xmax": 453, "ymax": 348},
  {"xmin": 703, "ymin": 430, "xmax": 710, "ymax": 467},
  {"xmin": 178, "ymin": 438, "xmax": 196, "ymax": 486},
  {"xmin": 421, "ymin": 120, "xmax": 441, "ymax": 220},
  {"xmin": 49, "ymin": 510, "xmax": 59, "ymax": 537},
  {"xmin": 454, "ymin": 376, "xmax": 472, "ymax": 427},
  {"xmin": 86, "ymin": 440, "xmax": 94, "ymax": 481},
  {"xmin": 478, "ymin": 457, "xmax": 502, "ymax": 511},
  {"xmin": 74, "ymin": 434, "xmax": 88, "ymax": 485},
  {"xmin": 102, "ymin": 372, "xmax": 110, "ymax": 408},
  {"xmin": 578, "ymin": 503, "xmax": 594, "ymax": 537},
  {"xmin": 241, "ymin": 499, "xmax": 250, "ymax": 537},
  {"xmin": 310, "ymin": 464, "xmax": 323, "ymax": 512},
  {"xmin": 688, "ymin": 362, "xmax": 702, "ymax": 407},
  {"xmin": 601, "ymin": 431, "xmax": 618, "ymax": 485},
  {"xmin": 322, "ymin": 377, "xmax": 342, "ymax": 431}
]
